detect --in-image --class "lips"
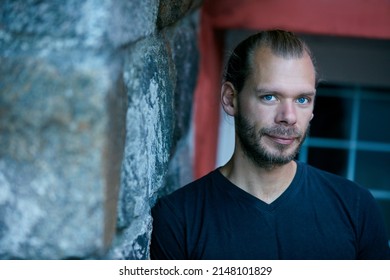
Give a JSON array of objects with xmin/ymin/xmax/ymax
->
[{"xmin": 266, "ymin": 134, "xmax": 297, "ymax": 145}]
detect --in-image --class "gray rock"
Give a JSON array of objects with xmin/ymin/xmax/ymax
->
[
  {"xmin": 109, "ymin": 0, "xmax": 159, "ymax": 47},
  {"xmin": 0, "ymin": 0, "xmax": 200, "ymax": 260},
  {"xmin": 0, "ymin": 0, "xmax": 158, "ymax": 51},
  {"xmin": 110, "ymin": 34, "xmax": 175, "ymax": 260},
  {"xmin": 157, "ymin": 0, "xmax": 203, "ymax": 29},
  {"xmin": 0, "ymin": 52, "xmax": 126, "ymax": 259},
  {"xmin": 108, "ymin": 13, "xmax": 199, "ymax": 259}
]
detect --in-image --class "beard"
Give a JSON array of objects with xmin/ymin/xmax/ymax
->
[{"xmin": 235, "ymin": 111, "xmax": 308, "ymax": 169}]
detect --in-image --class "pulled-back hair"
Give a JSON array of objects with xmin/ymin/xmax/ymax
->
[{"xmin": 223, "ymin": 30, "xmax": 317, "ymax": 93}]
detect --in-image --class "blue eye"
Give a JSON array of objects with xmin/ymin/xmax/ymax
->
[
  {"xmin": 262, "ymin": 95, "xmax": 276, "ymax": 102},
  {"xmin": 296, "ymin": 97, "xmax": 309, "ymax": 104}
]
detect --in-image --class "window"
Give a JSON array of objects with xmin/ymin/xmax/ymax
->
[{"xmin": 298, "ymin": 83, "xmax": 390, "ymax": 239}]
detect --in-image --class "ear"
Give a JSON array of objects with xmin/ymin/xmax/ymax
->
[
  {"xmin": 221, "ymin": 82, "xmax": 237, "ymax": 117},
  {"xmin": 310, "ymin": 113, "xmax": 314, "ymax": 121}
]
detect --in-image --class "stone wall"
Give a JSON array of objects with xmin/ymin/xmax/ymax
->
[{"xmin": 0, "ymin": 0, "xmax": 201, "ymax": 259}]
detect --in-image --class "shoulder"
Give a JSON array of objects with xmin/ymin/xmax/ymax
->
[
  {"xmin": 299, "ymin": 162, "xmax": 389, "ymax": 259},
  {"xmin": 298, "ymin": 161, "xmax": 377, "ymax": 207},
  {"xmin": 152, "ymin": 169, "xmax": 219, "ymax": 218},
  {"xmin": 302, "ymin": 161, "xmax": 369, "ymax": 194},
  {"xmin": 150, "ymin": 171, "xmax": 219, "ymax": 260},
  {"xmin": 303, "ymin": 162, "xmax": 351, "ymax": 184},
  {"xmin": 162, "ymin": 169, "xmax": 218, "ymax": 201}
]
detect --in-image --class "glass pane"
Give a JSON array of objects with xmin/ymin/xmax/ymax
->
[
  {"xmin": 307, "ymin": 148, "xmax": 348, "ymax": 177},
  {"xmin": 376, "ymin": 199, "xmax": 390, "ymax": 241},
  {"xmin": 358, "ymin": 90, "xmax": 390, "ymax": 142},
  {"xmin": 355, "ymin": 151, "xmax": 390, "ymax": 191},
  {"xmin": 310, "ymin": 87, "xmax": 353, "ymax": 139}
]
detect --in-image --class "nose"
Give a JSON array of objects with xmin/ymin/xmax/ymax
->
[{"xmin": 275, "ymin": 101, "xmax": 297, "ymax": 125}]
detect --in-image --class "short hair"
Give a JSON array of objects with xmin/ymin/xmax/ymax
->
[{"xmin": 223, "ymin": 30, "xmax": 317, "ymax": 93}]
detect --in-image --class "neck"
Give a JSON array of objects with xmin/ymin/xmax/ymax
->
[{"xmin": 219, "ymin": 152, "xmax": 297, "ymax": 204}]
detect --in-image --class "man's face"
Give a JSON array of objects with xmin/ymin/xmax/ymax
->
[{"xmin": 235, "ymin": 47, "xmax": 316, "ymax": 168}]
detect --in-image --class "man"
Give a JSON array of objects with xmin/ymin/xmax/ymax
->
[{"xmin": 150, "ymin": 30, "xmax": 390, "ymax": 259}]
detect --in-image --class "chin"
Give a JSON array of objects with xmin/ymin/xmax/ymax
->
[
  {"xmin": 267, "ymin": 140, "xmax": 300, "ymax": 155},
  {"xmin": 263, "ymin": 145, "xmax": 300, "ymax": 165}
]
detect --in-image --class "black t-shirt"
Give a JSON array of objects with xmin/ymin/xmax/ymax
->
[{"xmin": 151, "ymin": 161, "xmax": 390, "ymax": 259}]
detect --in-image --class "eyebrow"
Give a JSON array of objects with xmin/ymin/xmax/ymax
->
[{"xmin": 254, "ymin": 87, "xmax": 316, "ymax": 96}]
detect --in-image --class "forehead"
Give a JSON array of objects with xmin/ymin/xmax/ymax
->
[{"xmin": 249, "ymin": 47, "xmax": 316, "ymax": 91}]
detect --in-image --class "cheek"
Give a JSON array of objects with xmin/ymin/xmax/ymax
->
[
  {"xmin": 299, "ymin": 110, "xmax": 314, "ymax": 127},
  {"xmin": 242, "ymin": 99, "xmax": 276, "ymax": 119},
  {"xmin": 244, "ymin": 108, "xmax": 269, "ymax": 128},
  {"xmin": 253, "ymin": 106, "xmax": 276, "ymax": 125}
]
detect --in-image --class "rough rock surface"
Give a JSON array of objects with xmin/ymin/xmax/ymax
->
[{"xmin": 0, "ymin": 0, "xmax": 200, "ymax": 259}]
